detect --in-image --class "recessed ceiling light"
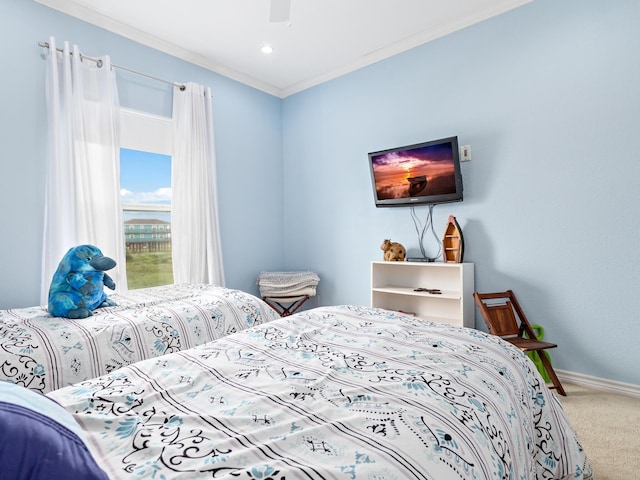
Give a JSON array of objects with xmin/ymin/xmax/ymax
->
[{"xmin": 261, "ymin": 44, "xmax": 274, "ymax": 54}]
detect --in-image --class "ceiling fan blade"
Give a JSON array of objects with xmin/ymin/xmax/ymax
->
[{"xmin": 269, "ymin": 0, "xmax": 290, "ymax": 22}]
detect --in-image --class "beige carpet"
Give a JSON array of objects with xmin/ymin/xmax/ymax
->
[{"xmin": 556, "ymin": 383, "xmax": 640, "ymax": 480}]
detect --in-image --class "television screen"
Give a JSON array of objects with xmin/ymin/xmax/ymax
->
[{"xmin": 368, "ymin": 136, "xmax": 463, "ymax": 207}]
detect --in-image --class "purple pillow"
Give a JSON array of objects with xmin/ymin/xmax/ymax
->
[{"xmin": 0, "ymin": 381, "xmax": 107, "ymax": 480}]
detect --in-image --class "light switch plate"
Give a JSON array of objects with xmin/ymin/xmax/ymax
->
[{"xmin": 460, "ymin": 145, "xmax": 471, "ymax": 162}]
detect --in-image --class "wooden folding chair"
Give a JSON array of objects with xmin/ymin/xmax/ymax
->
[{"xmin": 473, "ymin": 290, "xmax": 566, "ymax": 396}]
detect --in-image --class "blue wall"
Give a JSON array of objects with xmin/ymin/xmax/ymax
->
[
  {"xmin": 0, "ymin": 0, "xmax": 637, "ymax": 386},
  {"xmin": 0, "ymin": 0, "xmax": 284, "ymax": 307},
  {"xmin": 282, "ymin": 0, "xmax": 640, "ymax": 386}
]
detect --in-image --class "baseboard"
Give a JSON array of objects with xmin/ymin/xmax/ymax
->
[{"xmin": 556, "ymin": 369, "xmax": 640, "ymax": 398}]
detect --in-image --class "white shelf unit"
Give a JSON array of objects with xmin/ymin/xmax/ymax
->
[{"xmin": 371, "ymin": 261, "xmax": 475, "ymax": 328}]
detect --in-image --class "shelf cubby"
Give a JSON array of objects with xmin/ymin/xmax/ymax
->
[{"xmin": 371, "ymin": 261, "xmax": 475, "ymax": 328}]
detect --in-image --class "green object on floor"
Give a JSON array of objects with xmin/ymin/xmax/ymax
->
[{"xmin": 526, "ymin": 324, "xmax": 552, "ymax": 383}]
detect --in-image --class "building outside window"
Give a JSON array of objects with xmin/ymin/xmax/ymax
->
[{"xmin": 120, "ymin": 109, "xmax": 174, "ymax": 289}]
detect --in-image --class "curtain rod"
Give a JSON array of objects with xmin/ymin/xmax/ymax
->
[{"xmin": 38, "ymin": 41, "xmax": 186, "ymax": 91}]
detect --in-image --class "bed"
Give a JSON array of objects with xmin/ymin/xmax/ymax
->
[
  {"xmin": 0, "ymin": 284, "xmax": 280, "ymax": 393},
  {"xmin": 45, "ymin": 305, "xmax": 592, "ymax": 479}
]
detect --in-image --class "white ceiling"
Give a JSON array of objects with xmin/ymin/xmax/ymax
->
[{"xmin": 35, "ymin": 0, "xmax": 532, "ymax": 98}]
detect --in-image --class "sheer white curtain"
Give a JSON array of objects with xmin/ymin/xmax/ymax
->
[
  {"xmin": 40, "ymin": 37, "xmax": 127, "ymax": 303},
  {"xmin": 172, "ymin": 83, "xmax": 225, "ymax": 285}
]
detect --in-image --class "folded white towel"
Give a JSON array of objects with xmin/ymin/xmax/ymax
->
[{"xmin": 257, "ymin": 271, "xmax": 319, "ymax": 297}]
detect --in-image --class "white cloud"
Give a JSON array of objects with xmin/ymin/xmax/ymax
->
[{"xmin": 121, "ymin": 187, "xmax": 171, "ymax": 204}]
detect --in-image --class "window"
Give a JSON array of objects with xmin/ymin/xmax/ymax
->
[{"xmin": 120, "ymin": 108, "xmax": 174, "ymax": 290}]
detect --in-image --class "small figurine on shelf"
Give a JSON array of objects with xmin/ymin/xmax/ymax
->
[
  {"xmin": 380, "ymin": 239, "xmax": 406, "ymax": 261},
  {"xmin": 442, "ymin": 216, "xmax": 464, "ymax": 263}
]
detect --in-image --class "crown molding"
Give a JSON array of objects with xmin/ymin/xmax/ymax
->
[
  {"xmin": 34, "ymin": 0, "xmax": 282, "ymax": 97},
  {"xmin": 35, "ymin": 0, "xmax": 532, "ymax": 99},
  {"xmin": 280, "ymin": 0, "xmax": 532, "ymax": 97}
]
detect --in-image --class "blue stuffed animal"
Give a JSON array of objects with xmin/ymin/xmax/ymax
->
[{"xmin": 48, "ymin": 245, "xmax": 117, "ymax": 319}]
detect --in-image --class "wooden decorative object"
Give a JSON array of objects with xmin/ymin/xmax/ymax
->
[{"xmin": 442, "ymin": 215, "xmax": 464, "ymax": 263}]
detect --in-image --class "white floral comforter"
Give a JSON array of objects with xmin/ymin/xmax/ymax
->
[
  {"xmin": 49, "ymin": 305, "xmax": 592, "ymax": 480},
  {"xmin": 0, "ymin": 284, "xmax": 280, "ymax": 393}
]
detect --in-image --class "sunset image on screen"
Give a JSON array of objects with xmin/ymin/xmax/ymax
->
[{"xmin": 371, "ymin": 143, "xmax": 456, "ymax": 200}]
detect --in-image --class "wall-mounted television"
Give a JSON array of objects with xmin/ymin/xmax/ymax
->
[{"xmin": 368, "ymin": 136, "xmax": 463, "ymax": 207}]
